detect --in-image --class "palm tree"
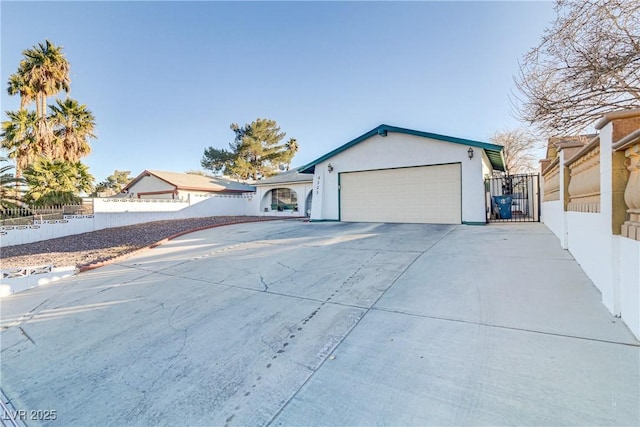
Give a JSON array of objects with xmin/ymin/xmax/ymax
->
[
  {"xmin": 0, "ymin": 109, "xmax": 39, "ymax": 176},
  {"xmin": 48, "ymin": 98, "xmax": 96, "ymax": 162},
  {"xmin": 19, "ymin": 40, "xmax": 71, "ymax": 117},
  {"xmin": 0, "ymin": 156, "xmax": 25, "ymax": 213},
  {"xmin": 23, "ymin": 158, "xmax": 94, "ymax": 206},
  {"xmin": 6, "ymin": 72, "xmax": 35, "ymax": 111},
  {"xmin": 17, "ymin": 40, "xmax": 71, "ymax": 155}
]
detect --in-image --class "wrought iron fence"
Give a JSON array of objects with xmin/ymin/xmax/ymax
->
[{"xmin": 485, "ymin": 174, "xmax": 540, "ymax": 223}]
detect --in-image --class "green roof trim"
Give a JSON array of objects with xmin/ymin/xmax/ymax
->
[{"xmin": 298, "ymin": 124, "xmax": 505, "ymax": 173}]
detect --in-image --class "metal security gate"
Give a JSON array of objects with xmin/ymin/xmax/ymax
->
[{"xmin": 485, "ymin": 174, "xmax": 540, "ymax": 223}]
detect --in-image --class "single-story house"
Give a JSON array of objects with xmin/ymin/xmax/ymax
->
[
  {"xmin": 122, "ymin": 170, "xmax": 255, "ymax": 200},
  {"xmin": 298, "ymin": 124, "xmax": 505, "ymax": 224},
  {"xmin": 252, "ymin": 169, "xmax": 314, "ymax": 216}
]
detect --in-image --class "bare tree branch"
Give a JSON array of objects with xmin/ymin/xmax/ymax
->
[
  {"xmin": 491, "ymin": 129, "xmax": 542, "ymax": 175},
  {"xmin": 513, "ymin": 0, "xmax": 640, "ymax": 136}
]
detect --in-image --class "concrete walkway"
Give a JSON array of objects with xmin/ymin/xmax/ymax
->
[{"xmin": 1, "ymin": 221, "xmax": 638, "ymax": 426}]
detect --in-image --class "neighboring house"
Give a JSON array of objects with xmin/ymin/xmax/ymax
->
[
  {"xmin": 122, "ymin": 170, "xmax": 255, "ymax": 200},
  {"xmin": 253, "ymin": 168, "xmax": 314, "ymax": 216},
  {"xmin": 298, "ymin": 124, "xmax": 505, "ymax": 224}
]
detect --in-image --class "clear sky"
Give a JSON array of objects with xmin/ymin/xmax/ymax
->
[{"xmin": 1, "ymin": 1, "xmax": 556, "ymax": 183}]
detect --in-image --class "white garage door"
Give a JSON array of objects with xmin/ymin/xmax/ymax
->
[{"xmin": 339, "ymin": 164, "xmax": 461, "ymax": 224}]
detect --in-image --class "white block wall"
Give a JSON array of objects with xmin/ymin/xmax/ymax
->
[
  {"xmin": 542, "ymin": 201, "xmax": 564, "ymax": 245},
  {"xmin": 618, "ymin": 236, "xmax": 640, "ymax": 338},
  {"xmin": 566, "ymin": 212, "xmax": 614, "ymax": 309},
  {"xmin": 94, "ymin": 198, "xmax": 190, "ymax": 212},
  {"xmin": 540, "ymin": 118, "xmax": 640, "ymax": 340},
  {"xmin": 1, "ymin": 194, "xmax": 263, "ymax": 247}
]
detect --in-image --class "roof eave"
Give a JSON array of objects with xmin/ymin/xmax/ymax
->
[
  {"xmin": 254, "ymin": 178, "xmax": 314, "ymax": 186},
  {"xmin": 124, "ymin": 170, "xmax": 178, "ymax": 192},
  {"xmin": 299, "ymin": 124, "xmax": 505, "ymax": 173},
  {"xmin": 176, "ymin": 185, "xmax": 254, "ymax": 192}
]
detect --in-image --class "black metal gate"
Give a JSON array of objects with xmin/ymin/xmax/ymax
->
[{"xmin": 485, "ymin": 174, "xmax": 540, "ymax": 223}]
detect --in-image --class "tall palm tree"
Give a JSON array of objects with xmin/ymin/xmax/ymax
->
[
  {"xmin": 48, "ymin": 98, "xmax": 96, "ymax": 162},
  {"xmin": 19, "ymin": 40, "xmax": 71, "ymax": 117},
  {"xmin": 0, "ymin": 109, "xmax": 39, "ymax": 176},
  {"xmin": 23, "ymin": 158, "xmax": 93, "ymax": 206},
  {"xmin": 18, "ymin": 40, "xmax": 71, "ymax": 155}
]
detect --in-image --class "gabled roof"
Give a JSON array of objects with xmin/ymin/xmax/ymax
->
[
  {"xmin": 124, "ymin": 170, "xmax": 255, "ymax": 193},
  {"xmin": 298, "ymin": 124, "xmax": 505, "ymax": 173},
  {"xmin": 253, "ymin": 168, "xmax": 314, "ymax": 186}
]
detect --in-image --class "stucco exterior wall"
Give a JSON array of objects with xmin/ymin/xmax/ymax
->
[
  {"xmin": 567, "ymin": 212, "xmax": 614, "ymax": 309},
  {"xmin": 310, "ymin": 133, "xmax": 487, "ymax": 223},
  {"xmin": 568, "ymin": 217, "xmax": 640, "ymax": 339},
  {"xmin": 127, "ymin": 175, "xmax": 175, "ymax": 197},
  {"xmin": 618, "ymin": 236, "xmax": 640, "ymax": 338},
  {"xmin": 542, "ymin": 201, "xmax": 565, "ymax": 244},
  {"xmin": 541, "ymin": 149, "xmax": 569, "ymax": 249},
  {"xmin": 188, "ymin": 194, "xmax": 257, "ymax": 217},
  {"xmin": 94, "ymin": 198, "xmax": 189, "ymax": 212},
  {"xmin": 481, "ymin": 150, "xmax": 492, "ymax": 179},
  {"xmin": 177, "ymin": 190, "xmax": 221, "ymax": 201}
]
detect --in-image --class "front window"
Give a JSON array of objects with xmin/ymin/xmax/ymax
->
[{"xmin": 271, "ymin": 188, "xmax": 297, "ymax": 211}]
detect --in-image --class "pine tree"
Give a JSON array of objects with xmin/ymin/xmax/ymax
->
[{"xmin": 201, "ymin": 119, "xmax": 299, "ymax": 181}]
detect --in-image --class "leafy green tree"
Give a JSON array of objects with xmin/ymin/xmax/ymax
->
[
  {"xmin": 201, "ymin": 147, "xmax": 234, "ymax": 175},
  {"xmin": 93, "ymin": 170, "xmax": 131, "ymax": 196},
  {"xmin": 23, "ymin": 159, "xmax": 94, "ymax": 206},
  {"xmin": 0, "ymin": 156, "xmax": 24, "ymax": 211},
  {"xmin": 201, "ymin": 119, "xmax": 299, "ymax": 181}
]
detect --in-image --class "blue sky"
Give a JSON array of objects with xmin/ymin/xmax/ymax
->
[{"xmin": 1, "ymin": 1, "xmax": 555, "ymax": 182}]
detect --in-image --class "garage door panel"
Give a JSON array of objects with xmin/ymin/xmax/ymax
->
[{"xmin": 340, "ymin": 164, "xmax": 461, "ymax": 224}]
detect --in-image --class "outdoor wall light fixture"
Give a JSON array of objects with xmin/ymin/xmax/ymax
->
[
  {"xmin": 467, "ymin": 147, "xmax": 474, "ymax": 159},
  {"xmin": 328, "ymin": 163, "xmax": 334, "ymax": 172}
]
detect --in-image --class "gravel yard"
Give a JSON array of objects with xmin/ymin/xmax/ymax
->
[{"xmin": 0, "ymin": 216, "xmax": 297, "ymax": 269}]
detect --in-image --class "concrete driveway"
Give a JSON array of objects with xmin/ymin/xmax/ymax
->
[{"xmin": 1, "ymin": 221, "xmax": 638, "ymax": 426}]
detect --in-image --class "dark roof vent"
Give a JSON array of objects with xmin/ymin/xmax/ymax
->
[{"xmin": 377, "ymin": 128, "xmax": 388, "ymax": 137}]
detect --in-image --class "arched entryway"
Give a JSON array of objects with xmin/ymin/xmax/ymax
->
[{"xmin": 262, "ymin": 188, "xmax": 299, "ymax": 212}]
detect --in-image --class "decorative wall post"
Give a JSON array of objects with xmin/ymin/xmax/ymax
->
[{"xmin": 617, "ymin": 132, "xmax": 640, "ymax": 240}]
